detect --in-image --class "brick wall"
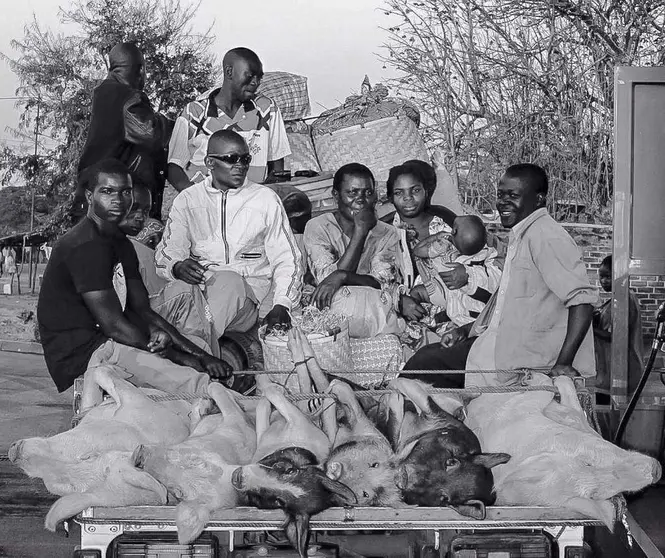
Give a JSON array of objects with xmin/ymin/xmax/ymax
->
[{"xmin": 487, "ymin": 222, "xmax": 665, "ymax": 338}]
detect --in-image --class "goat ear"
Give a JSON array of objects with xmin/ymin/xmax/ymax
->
[
  {"xmin": 284, "ymin": 513, "xmax": 310, "ymax": 558},
  {"xmin": 451, "ymin": 499, "xmax": 486, "ymax": 520},
  {"xmin": 473, "ymin": 452, "xmax": 511, "ymax": 468},
  {"xmin": 319, "ymin": 474, "xmax": 357, "ymax": 506}
]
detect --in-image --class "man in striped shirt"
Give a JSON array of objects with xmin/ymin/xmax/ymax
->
[{"xmin": 167, "ymin": 47, "xmax": 290, "ymax": 192}]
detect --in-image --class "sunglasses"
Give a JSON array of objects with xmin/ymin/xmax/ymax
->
[{"xmin": 207, "ymin": 153, "xmax": 252, "ymax": 166}]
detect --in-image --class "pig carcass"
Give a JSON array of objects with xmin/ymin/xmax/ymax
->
[
  {"xmin": 9, "ymin": 365, "xmax": 205, "ymax": 531},
  {"xmin": 465, "ymin": 373, "xmax": 662, "ymax": 527},
  {"xmin": 325, "ymin": 377, "xmax": 510, "ymax": 517},
  {"xmin": 232, "ymin": 379, "xmax": 356, "ymax": 558},
  {"xmin": 133, "ymin": 381, "xmax": 257, "ymax": 544}
]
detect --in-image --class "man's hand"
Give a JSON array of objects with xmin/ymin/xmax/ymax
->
[
  {"xmin": 147, "ymin": 328, "xmax": 171, "ymax": 354},
  {"xmin": 409, "ymin": 285, "xmax": 429, "ymax": 304},
  {"xmin": 263, "ymin": 304, "xmax": 292, "ymax": 334},
  {"xmin": 199, "ymin": 354, "xmax": 232, "ymax": 381},
  {"xmin": 440, "ymin": 326, "xmax": 469, "ymax": 348},
  {"xmin": 400, "ymin": 294, "xmax": 427, "ymax": 322},
  {"xmin": 312, "ymin": 270, "xmax": 347, "ymax": 310},
  {"xmin": 353, "ymin": 205, "xmax": 378, "ymax": 236},
  {"xmin": 550, "ymin": 363, "xmax": 580, "ymax": 378},
  {"xmin": 439, "ymin": 262, "xmax": 469, "ymax": 290},
  {"xmin": 173, "ymin": 258, "xmax": 207, "ymax": 285}
]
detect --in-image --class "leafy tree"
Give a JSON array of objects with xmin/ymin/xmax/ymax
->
[
  {"xmin": 1, "ymin": 0, "xmax": 219, "ymax": 237},
  {"xmin": 381, "ymin": 0, "xmax": 665, "ymax": 221}
]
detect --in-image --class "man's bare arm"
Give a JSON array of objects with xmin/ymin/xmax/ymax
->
[
  {"xmin": 554, "ymin": 303, "xmax": 594, "ymax": 368},
  {"xmin": 81, "ymin": 290, "xmax": 149, "ymax": 350}
]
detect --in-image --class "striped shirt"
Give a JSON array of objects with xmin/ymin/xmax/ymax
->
[{"xmin": 168, "ymin": 89, "xmax": 291, "ymax": 184}]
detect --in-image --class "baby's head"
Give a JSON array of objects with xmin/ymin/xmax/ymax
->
[{"xmin": 450, "ymin": 215, "xmax": 487, "ymax": 256}]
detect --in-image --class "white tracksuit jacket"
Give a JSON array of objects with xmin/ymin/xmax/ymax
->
[{"xmin": 155, "ymin": 176, "xmax": 303, "ymax": 310}]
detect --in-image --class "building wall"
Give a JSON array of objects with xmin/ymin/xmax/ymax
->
[{"xmin": 487, "ymin": 222, "xmax": 665, "ymax": 338}]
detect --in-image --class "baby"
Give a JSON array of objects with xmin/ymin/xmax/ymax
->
[{"xmin": 411, "ymin": 215, "xmax": 501, "ymax": 327}]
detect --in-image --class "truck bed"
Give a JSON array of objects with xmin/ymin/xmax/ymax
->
[{"xmin": 78, "ymin": 504, "xmax": 604, "ymax": 530}]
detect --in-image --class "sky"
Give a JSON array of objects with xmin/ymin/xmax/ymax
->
[{"xmin": 0, "ymin": 0, "xmax": 397, "ymax": 151}]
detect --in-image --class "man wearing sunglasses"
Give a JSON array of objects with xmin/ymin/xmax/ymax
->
[
  {"xmin": 156, "ymin": 130, "xmax": 303, "ymax": 340},
  {"xmin": 167, "ymin": 47, "xmax": 290, "ymax": 192}
]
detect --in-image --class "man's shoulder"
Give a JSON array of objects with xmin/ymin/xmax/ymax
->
[
  {"xmin": 179, "ymin": 98, "xmax": 206, "ymax": 120},
  {"xmin": 253, "ymin": 95, "xmax": 276, "ymax": 113},
  {"xmin": 173, "ymin": 180, "xmax": 209, "ymax": 206},
  {"xmin": 528, "ymin": 212, "xmax": 576, "ymax": 242},
  {"xmin": 55, "ymin": 219, "xmax": 99, "ymax": 251}
]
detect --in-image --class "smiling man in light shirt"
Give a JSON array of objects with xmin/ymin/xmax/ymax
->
[
  {"xmin": 155, "ymin": 129, "xmax": 302, "ymax": 339},
  {"xmin": 403, "ymin": 163, "xmax": 598, "ymax": 386},
  {"xmin": 463, "ymin": 163, "xmax": 598, "ymax": 386}
]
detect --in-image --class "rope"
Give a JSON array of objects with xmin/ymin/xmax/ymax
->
[
  {"xmin": 234, "ymin": 368, "xmax": 543, "ymax": 376},
  {"xmin": 145, "ymin": 384, "xmax": 559, "ymax": 403}
]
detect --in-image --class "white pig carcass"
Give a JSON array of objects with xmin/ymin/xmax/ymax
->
[
  {"xmin": 465, "ymin": 373, "xmax": 662, "ymax": 527},
  {"xmin": 133, "ymin": 381, "xmax": 257, "ymax": 545},
  {"xmin": 9, "ymin": 365, "xmax": 207, "ymax": 531}
]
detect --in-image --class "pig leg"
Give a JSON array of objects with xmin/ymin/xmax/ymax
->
[
  {"xmin": 255, "ymin": 397, "xmax": 272, "ymax": 443},
  {"xmin": 208, "ymin": 382, "xmax": 246, "ymax": 423},
  {"xmin": 389, "ymin": 378, "xmax": 464, "ymax": 426},
  {"xmin": 287, "ymin": 328, "xmax": 313, "ymax": 413},
  {"xmin": 295, "ymin": 328, "xmax": 330, "ymax": 393},
  {"xmin": 329, "ymin": 380, "xmax": 380, "ymax": 436},
  {"xmin": 262, "ymin": 384, "xmax": 313, "ymax": 430},
  {"xmin": 80, "ymin": 364, "xmax": 130, "ymax": 412}
]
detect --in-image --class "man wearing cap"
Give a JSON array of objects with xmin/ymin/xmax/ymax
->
[
  {"xmin": 156, "ymin": 129, "xmax": 303, "ymax": 340},
  {"xmin": 167, "ymin": 47, "xmax": 290, "ymax": 191},
  {"xmin": 76, "ymin": 42, "xmax": 171, "ymax": 221}
]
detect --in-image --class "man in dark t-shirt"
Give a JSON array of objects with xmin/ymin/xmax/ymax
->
[{"xmin": 38, "ymin": 158, "xmax": 229, "ymax": 393}]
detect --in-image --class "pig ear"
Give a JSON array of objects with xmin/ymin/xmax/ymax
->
[
  {"xmin": 319, "ymin": 473, "xmax": 357, "ymax": 506},
  {"xmin": 326, "ymin": 461, "xmax": 343, "ymax": 480},
  {"xmin": 283, "ymin": 513, "xmax": 310, "ymax": 558},
  {"xmin": 395, "ymin": 464, "xmax": 408, "ymax": 490},
  {"xmin": 119, "ymin": 466, "xmax": 168, "ymax": 503},
  {"xmin": 451, "ymin": 499, "xmax": 486, "ymax": 520},
  {"xmin": 473, "ymin": 453, "xmax": 511, "ymax": 469},
  {"xmin": 45, "ymin": 493, "xmax": 94, "ymax": 531},
  {"xmin": 176, "ymin": 501, "xmax": 211, "ymax": 545},
  {"xmin": 395, "ymin": 439, "xmax": 419, "ymax": 462}
]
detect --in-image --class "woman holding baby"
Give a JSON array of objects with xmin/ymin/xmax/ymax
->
[{"xmin": 385, "ymin": 161, "xmax": 502, "ymax": 370}]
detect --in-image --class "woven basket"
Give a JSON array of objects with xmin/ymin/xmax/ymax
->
[
  {"xmin": 285, "ymin": 131, "xmax": 321, "ymax": 173},
  {"xmin": 257, "ymin": 72, "xmax": 310, "ymax": 121},
  {"xmin": 260, "ymin": 322, "xmax": 354, "ymax": 390},
  {"xmin": 313, "ymin": 116, "xmax": 429, "ymax": 183},
  {"xmin": 349, "ymin": 334, "xmax": 402, "ymax": 387}
]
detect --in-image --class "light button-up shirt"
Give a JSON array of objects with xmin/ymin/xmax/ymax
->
[{"xmin": 466, "ymin": 208, "xmax": 598, "ymax": 386}]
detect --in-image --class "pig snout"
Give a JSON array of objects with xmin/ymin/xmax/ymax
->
[{"xmin": 8, "ymin": 440, "xmax": 24, "ymax": 462}]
